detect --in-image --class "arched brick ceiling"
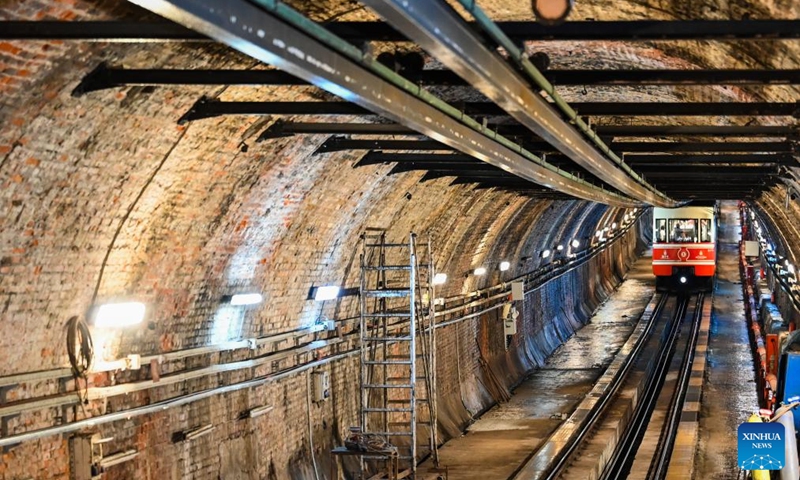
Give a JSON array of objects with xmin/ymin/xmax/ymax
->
[{"xmin": 0, "ymin": 0, "xmax": 798, "ymax": 375}]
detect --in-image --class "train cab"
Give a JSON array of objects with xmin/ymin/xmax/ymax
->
[{"xmin": 652, "ymin": 203, "xmax": 717, "ymax": 292}]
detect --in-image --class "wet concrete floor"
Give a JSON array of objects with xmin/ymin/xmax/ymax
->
[
  {"xmin": 419, "ymin": 255, "xmax": 656, "ymax": 479},
  {"xmin": 694, "ymin": 201, "xmax": 759, "ymax": 478}
]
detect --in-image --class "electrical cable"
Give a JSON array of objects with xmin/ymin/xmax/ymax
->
[{"xmin": 66, "ymin": 315, "xmax": 94, "ymax": 402}]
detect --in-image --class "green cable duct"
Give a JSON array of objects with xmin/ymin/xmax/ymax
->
[
  {"xmin": 455, "ymin": 0, "xmax": 672, "ymax": 202},
  {"xmin": 250, "ymin": 0, "xmax": 635, "ymax": 204}
]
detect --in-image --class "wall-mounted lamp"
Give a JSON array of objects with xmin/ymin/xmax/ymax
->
[
  {"xmin": 611, "ymin": 222, "xmax": 618, "ymax": 229},
  {"xmin": 556, "ymin": 245, "xmax": 564, "ymax": 252},
  {"xmin": 312, "ymin": 286, "xmax": 341, "ymax": 301},
  {"xmin": 246, "ymin": 405, "xmax": 274, "ymax": 419},
  {"xmin": 432, "ymin": 273, "xmax": 448, "ymax": 285},
  {"xmin": 225, "ymin": 293, "xmax": 263, "ymax": 306},
  {"xmin": 499, "ymin": 261, "xmax": 511, "ymax": 272},
  {"xmin": 571, "ymin": 239, "xmax": 580, "ymax": 249},
  {"xmin": 474, "ymin": 267, "xmax": 487, "ymax": 276},
  {"xmin": 93, "ymin": 302, "xmax": 146, "ymax": 328},
  {"xmin": 97, "ymin": 450, "xmax": 139, "ymax": 469},
  {"xmin": 541, "ymin": 249, "xmax": 551, "ymax": 259},
  {"xmin": 172, "ymin": 424, "xmax": 214, "ymax": 443}
]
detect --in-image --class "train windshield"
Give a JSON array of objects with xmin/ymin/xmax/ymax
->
[{"xmin": 669, "ymin": 219, "xmax": 697, "ymax": 242}]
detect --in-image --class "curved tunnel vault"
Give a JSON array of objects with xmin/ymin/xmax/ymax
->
[{"xmin": 0, "ymin": 0, "xmax": 799, "ymax": 478}]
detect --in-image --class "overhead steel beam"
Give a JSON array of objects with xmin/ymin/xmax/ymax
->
[
  {"xmin": 179, "ymin": 99, "xmax": 800, "ymax": 122},
  {"xmin": 72, "ymin": 64, "xmax": 800, "ymax": 94},
  {"xmin": 128, "ymin": 0, "xmax": 632, "ymax": 205},
  {"xmin": 8, "ymin": 20, "xmax": 800, "ymax": 42},
  {"xmin": 259, "ymin": 121, "xmax": 800, "ymax": 139},
  {"xmin": 317, "ymin": 137, "xmax": 794, "ymax": 154}
]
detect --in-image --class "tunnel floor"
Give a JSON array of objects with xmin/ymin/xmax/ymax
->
[
  {"xmin": 418, "ymin": 255, "xmax": 656, "ymax": 479},
  {"xmin": 693, "ymin": 201, "xmax": 759, "ymax": 479}
]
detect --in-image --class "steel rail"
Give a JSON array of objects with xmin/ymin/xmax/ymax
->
[
  {"xmin": 648, "ymin": 294, "xmax": 705, "ymax": 479},
  {"xmin": 599, "ymin": 295, "xmax": 700, "ymax": 480},
  {"xmin": 127, "ymin": 0, "xmax": 634, "ymax": 206},
  {"xmin": 360, "ymin": 0, "xmax": 676, "ymax": 207},
  {"xmin": 539, "ymin": 294, "xmax": 670, "ymax": 480}
]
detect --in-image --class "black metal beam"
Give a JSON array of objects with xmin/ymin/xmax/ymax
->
[
  {"xmin": 72, "ymin": 64, "xmax": 800, "ymax": 95},
  {"xmin": 259, "ymin": 121, "xmax": 800, "ymax": 139},
  {"xmin": 180, "ymin": 99, "xmax": 800, "ymax": 122},
  {"xmin": 8, "ymin": 20, "xmax": 800, "ymax": 42},
  {"xmin": 317, "ymin": 137, "xmax": 794, "ymax": 154}
]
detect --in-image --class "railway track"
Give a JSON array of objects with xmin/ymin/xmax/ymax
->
[{"xmin": 539, "ymin": 292, "xmax": 706, "ymax": 480}]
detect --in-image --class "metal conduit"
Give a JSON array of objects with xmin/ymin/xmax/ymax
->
[
  {"xmin": 361, "ymin": 0, "xmax": 678, "ymax": 207},
  {"xmin": 128, "ymin": 0, "xmax": 636, "ymax": 206}
]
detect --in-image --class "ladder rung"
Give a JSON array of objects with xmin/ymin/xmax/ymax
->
[
  {"xmin": 364, "ymin": 361, "xmax": 412, "ymax": 365},
  {"xmin": 364, "ymin": 265, "xmax": 412, "ymax": 271},
  {"xmin": 364, "ymin": 312, "xmax": 412, "ymax": 318},
  {"xmin": 364, "ymin": 407, "xmax": 413, "ymax": 413},
  {"xmin": 364, "ymin": 337, "xmax": 412, "ymax": 342},
  {"xmin": 364, "ymin": 384, "xmax": 413, "ymax": 389},
  {"xmin": 364, "ymin": 289, "xmax": 411, "ymax": 297}
]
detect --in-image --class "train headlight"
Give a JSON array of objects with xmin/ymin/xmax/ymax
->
[{"xmin": 679, "ymin": 276, "xmax": 688, "ymax": 284}]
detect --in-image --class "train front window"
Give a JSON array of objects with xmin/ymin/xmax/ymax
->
[
  {"xmin": 655, "ymin": 219, "xmax": 667, "ymax": 242},
  {"xmin": 700, "ymin": 218, "xmax": 712, "ymax": 242},
  {"xmin": 669, "ymin": 219, "xmax": 697, "ymax": 242}
]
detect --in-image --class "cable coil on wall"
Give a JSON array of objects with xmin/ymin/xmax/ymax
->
[{"xmin": 66, "ymin": 315, "xmax": 94, "ymax": 384}]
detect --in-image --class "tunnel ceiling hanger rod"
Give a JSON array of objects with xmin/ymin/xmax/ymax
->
[{"xmin": 126, "ymin": 0, "xmax": 636, "ymax": 206}]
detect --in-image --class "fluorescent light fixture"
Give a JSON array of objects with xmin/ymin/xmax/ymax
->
[
  {"xmin": 541, "ymin": 249, "xmax": 551, "ymax": 259},
  {"xmin": 314, "ymin": 286, "xmax": 340, "ymax": 301},
  {"xmin": 247, "ymin": 405, "xmax": 274, "ymax": 418},
  {"xmin": 94, "ymin": 302, "xmax": 146, "ymax": 328},
  {"xmin": 432, "ymin": 273, "xmax": 448, "ymax": 285},
  {"xmin": 98, "ymin": 450, "xmax": 139, "ymax": 468},
  {"xmin": 474, "ymin": 267, "xmax": 487, "ymax": 276},
  {"xmin": 556, "ymin": 245, "xmax": 564, "ymax": 252},
  {"xmin": 571, "ymin": 239, "xmax": 580, "ymax": 249},
  {"xmin": 499, "ymin": 261, "xmax": 511, "ymax": 272},
  {"xmin": 184, "ymin": 424, "xmax": 214, "ymax": 441},
  {"xmin": 230, "ymin": 293, "xmax": 263, "ymax": 306}
]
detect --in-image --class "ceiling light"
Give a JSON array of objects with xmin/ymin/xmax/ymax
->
[
  {"xmin": 93, "ymin": 302, "xmax": 146, "ymax": 328},
  {"xmin": 531, "ymin": 0, "xmax": 574, "ymax": 26},
  {"xmin": 474, "ymin": 267, "xmax": 487, "ymax": 276},
  {"xmin": 571, "ymin": 239, "xmax": 580, "ymax": 249},
  {"xmin": 432, "ymin": 273, "xmax": 448, "ymax": 285},
  {"xmin": 499, "ymin": 261, "xmax": 511, "ymax": 272},
  {"xmin": 314, "ymin": 286, "xmax": 340, "ymax": 301},
  {"xmin": 229, "ymin": 293, "xmax": 263, "ymax": 306}
]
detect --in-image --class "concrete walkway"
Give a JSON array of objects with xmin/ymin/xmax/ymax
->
[{"xmin": 694, "ymin": 201, "xmax": 759, "ymax": 478}]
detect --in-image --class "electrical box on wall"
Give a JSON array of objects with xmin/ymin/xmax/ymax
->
[
  {"xmin": 312, "ymin": 370, "xmax": 330, "ymax": 402},
  {"xmin": 511, "ymin": 281, "xmax": 525, "ymax": 301},
  {"xmin": 503, "ymin": 304, "xmax": 518, "ymax": 336}
]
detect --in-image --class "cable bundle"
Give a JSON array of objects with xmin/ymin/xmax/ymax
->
[{"xmin": 66, "ymin": 315, "xmax": 94, "ymax": 380}]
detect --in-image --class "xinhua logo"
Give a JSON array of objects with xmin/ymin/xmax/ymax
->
[{"xmin": 738, "ymin": 422, "xmax": 786, "ymax": 470}]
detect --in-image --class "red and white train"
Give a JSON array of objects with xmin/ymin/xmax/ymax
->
[{"xmin": 652, "ymin": 203, "xmax": 717, "ymax": 291}]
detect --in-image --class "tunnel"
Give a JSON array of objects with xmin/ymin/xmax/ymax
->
[{"xmin": 1, "ymin": 0, "xmax": 800, "ymax": 479}]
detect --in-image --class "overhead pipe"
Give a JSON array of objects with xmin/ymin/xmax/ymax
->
[
  {"xmin": 127, "ymin": 0, "xmax": 636, "ymax": 206},
  {"xmin": 361, "ymin": 0, "xmax": 679, "ymax": 207}
]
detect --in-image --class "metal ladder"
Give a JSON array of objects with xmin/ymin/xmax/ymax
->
[{"xmin": 359, "ymin": 231, "xmax": 439, "ymax": 479}]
